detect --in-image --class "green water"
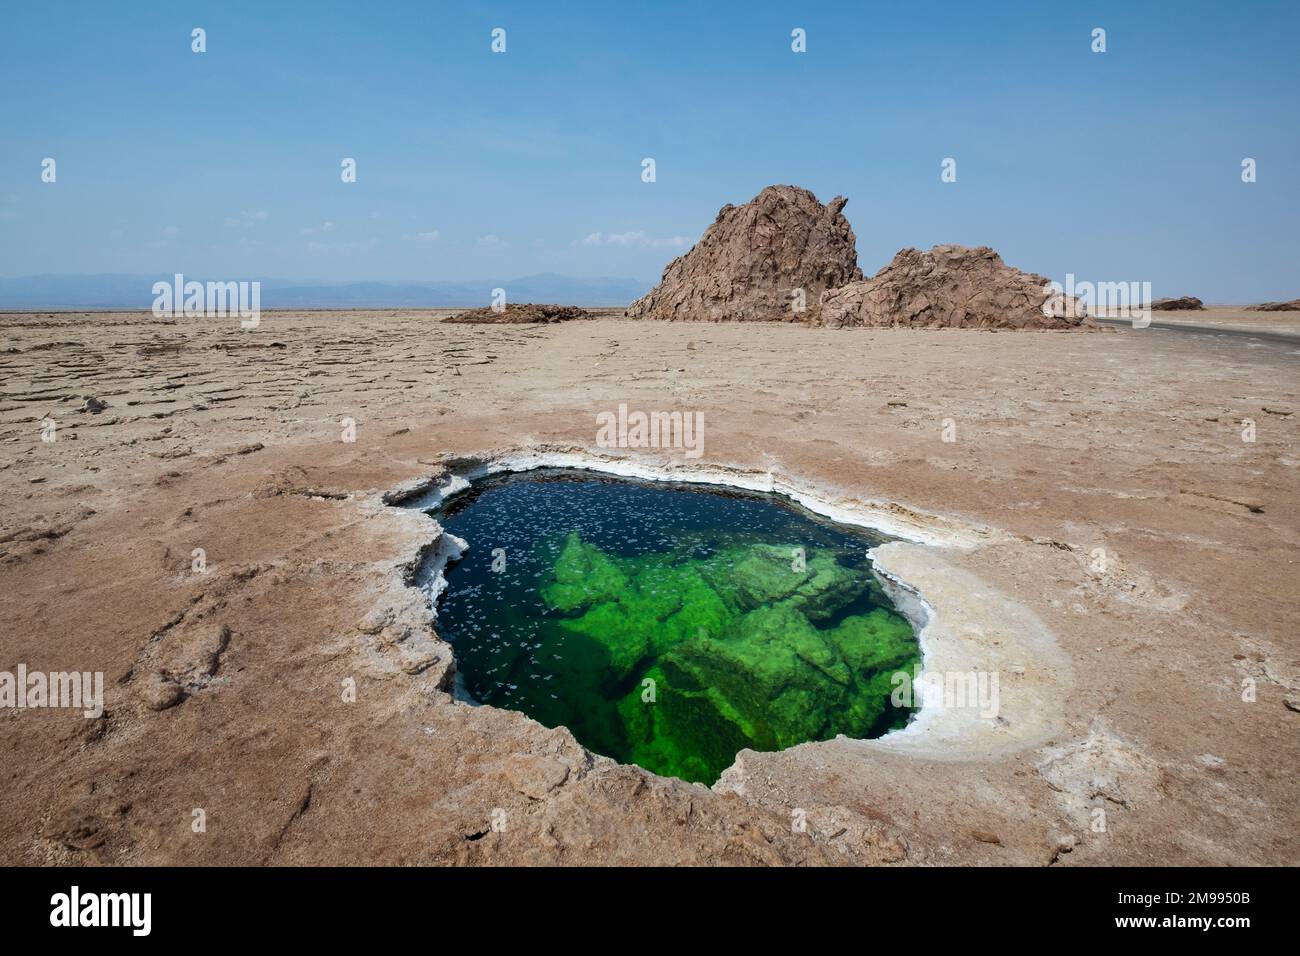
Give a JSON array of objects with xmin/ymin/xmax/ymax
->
[{"xmin": 429, "ymin": 471, "xmax": 920, "ymax": 784}]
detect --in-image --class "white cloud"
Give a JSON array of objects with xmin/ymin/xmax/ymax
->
[
  {"xmin": 402, "ymin": 230, "xmax": 440, "ymax": 242},
  {"xmin": 575, "ymin": 230, "xmax": 692, "ymax": 250},
  {"xmin": 160, "ymin": 225, "xmax": 180, "ymax": 236},
  {"xmin": 301, "ymin": 221, "xmax": 336, "ymax": 237},
  {"xmin": 306, "ymin": 237, "xmax": 378, "ymax": 253},
  {"xmin": 224, "ymin": 209, "xmax": 268, "ymax": 228},
  {"xmin": 478, "ymin": 233, "xmax": 509, "ymax": 249}
]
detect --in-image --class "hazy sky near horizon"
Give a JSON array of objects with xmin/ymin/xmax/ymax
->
[{"xmin": 2, "ymin": 0, "xmax": 1297, "ymax": 300}]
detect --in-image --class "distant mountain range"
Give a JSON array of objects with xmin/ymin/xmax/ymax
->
[{"xmin": 0, "ymin": 273, "xmax": 652, "ymax": 310}]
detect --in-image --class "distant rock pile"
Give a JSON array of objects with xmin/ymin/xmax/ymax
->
[
  {"xmin": 625, "ymin": 185, "xmax": 862, "ymax": 322},
  {"xmin": 814, "ymin": 245, "xmax": 1093, "ymax": 330},
  {"xmin": 1150, "ymin": 296, "xmax": 1204, "ymax": 311},
  {"xmin": 444, "ymin": 303, "xmax": 592, "ymax": 324},
  {"xmin": 1248, "ymin": 299, "xmax": 1300, "ymax": 311},
  {"xmin": 627, "ymin": 185, "xmax": 1094, "ymax": 330}
]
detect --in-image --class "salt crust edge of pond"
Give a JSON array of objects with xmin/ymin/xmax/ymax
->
[{"xmin": 378, "ymin": 447, "xmax": 1067, "ymax": 769}]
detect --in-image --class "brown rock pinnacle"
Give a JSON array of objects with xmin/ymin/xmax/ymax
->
[{"xmin": 626, "ymin": 185, "xmax": 863, "ymax": 322}]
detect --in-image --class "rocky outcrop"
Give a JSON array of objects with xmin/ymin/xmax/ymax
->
[
  {"xmin": 813, "ymin": 245, "xmax": 1092, "ymax": 330},
  {"xmin": 444, "ymin": 304, "xmax": 592, "ymax": 324},
  {"xmin": 1150, "ymin": 296, "xmax": 1204, "ymax": 311},
  {"xmin": 627, "ymin": 184, "xmax": 1097, "ymax": 330},
  {"xmin": 1248, "ymin": 299, "xmax": 1300, "ymax": 312},
  {"xmin": 625, "ymin": 185, "xmax": 863, "ymax": 322}
]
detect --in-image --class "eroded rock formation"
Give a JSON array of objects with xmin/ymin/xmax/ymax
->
[
  {"xmin": 444, "ymin": 304, "xmax": 592, "ymax": 324},
  {"xmin": 627, "ymin": 185, "xmax": 1098, "ymax": 330},
  {"xmin": 1150, "ymin": 296, "xmax": 1205, "ymax": 311},
  {"xmin": 626, "ymin": 185, "xmax": 863, "ymax": 322},
  {"xmin": 813, "ymin": 245, "xmax": 1093, "ymax": 330},
  {"xmin": 1248, "ymin": 299, "xmax": 1300, "ymax": 311}
]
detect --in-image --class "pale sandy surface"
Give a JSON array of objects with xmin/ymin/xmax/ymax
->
[{"xmin": 1, "ymin": 309, "xmax": 1297, "ymax": 865}]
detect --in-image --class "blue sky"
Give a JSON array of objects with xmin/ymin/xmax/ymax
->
[{"xmin": 1, "ymin": 0, "xmax": 1297, "ymax": 300}]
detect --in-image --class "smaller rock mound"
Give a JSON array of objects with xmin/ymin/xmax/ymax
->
[
  {"xmin": 1150, "ymin": 296, "xmax": 1204, "ymax": 311},
  {"xmin": 1248, "ymin": 299, "xmax": 1300, "ymax": 312},
  {"xmin": 814, "ymin": 245, "xmax": 1092, "ymax": 330},
  {"xmin": 444, "ymin": 303, "xmax": 592, "ymax": 324}
]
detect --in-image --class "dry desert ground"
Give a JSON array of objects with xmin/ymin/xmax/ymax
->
[{"xmin": 1, "ymin": 307, "xmax": 1297, "ymax": 865}]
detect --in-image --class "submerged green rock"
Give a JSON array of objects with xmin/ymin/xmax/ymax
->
[{"xmin": 540, "ymin": 530, "xmax": 920, "ymax": 783}]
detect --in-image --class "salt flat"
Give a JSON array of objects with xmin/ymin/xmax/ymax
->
[{"xmin": 0, "ymin": 309, "xmax": 1296, "ymax": 865}]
